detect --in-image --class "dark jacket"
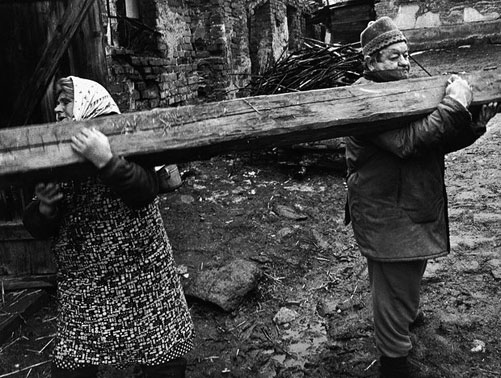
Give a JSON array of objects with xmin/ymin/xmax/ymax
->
[{"xmin": 345, "ymin": 77, "xmax": 480, "ymax": 261}]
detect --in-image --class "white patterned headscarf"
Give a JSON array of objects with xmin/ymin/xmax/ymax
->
[{"xmin": 69, "ymin": 76, "xmax": 120, "ymax": 121}]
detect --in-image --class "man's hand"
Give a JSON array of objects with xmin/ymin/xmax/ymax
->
[
  {"xmin": 445, "ymin": 74, "xmax": 473, "ymax": 109},
  {"xmin": 472, "ymin": 102, "xmax": 500, "ymax": 137},
  {"xmin": 71, "ymin": 127, "xmax": 113, "ymax": 169},
  {"xmin": 35, "ymin": 183, "xmax": 63, "ymax": 218}
]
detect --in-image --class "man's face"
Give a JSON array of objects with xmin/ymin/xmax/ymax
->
[
  {"xmin": 369, "ymin": 41, "xmax": 410, "ymax": 77},
  {"xmin": 54, "ymin": 93, "xmax": 74, "ymax": 122}
]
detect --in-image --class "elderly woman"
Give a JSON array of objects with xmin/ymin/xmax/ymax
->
[{"xmin": 23, "ymin": 76, "xmax": 194, "ymax": 378}]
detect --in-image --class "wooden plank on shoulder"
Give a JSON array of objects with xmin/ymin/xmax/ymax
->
[{"xmin": 1, "ymin": 68, "xmax": 501, "ymax": 187}]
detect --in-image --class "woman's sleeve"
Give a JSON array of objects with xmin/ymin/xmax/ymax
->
[
  {"xmin": 98, "ymin": 155, "xmax": 160, "ymax": 209},
  {"xmin": 22, "ymin": 200, "xmax": 61, "ymax": 239},
  {"xmin": 368, "ymin": 96, "xmax": 473, "ymax": 158}
]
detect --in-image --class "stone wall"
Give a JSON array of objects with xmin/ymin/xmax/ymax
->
[
  {"xmin": 103, "ymin": 0, "xmax": 200, "ymax": 112},
  {"xmin": 101, "ymin": 0, "xmax": 315, "ymax": 111},
  {"xmin": 375, "ymin": 0, "xmax": 501, "ymax": 50},
  {"xmin": 248, "ymin": 0, "xmax": 317, "ymax": 77},
  {"xmin": 190, "ymin": 0, "xmax": 251, "ymax": 102}
]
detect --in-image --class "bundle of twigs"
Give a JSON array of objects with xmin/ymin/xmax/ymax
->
[{"xmin": 248, "ymin": 38, "xmax": 364, "ymax": 96}]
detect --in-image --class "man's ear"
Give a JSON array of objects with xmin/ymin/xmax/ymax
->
[{"xmin": 364, "ymin": 55, "xmax": 375, "ymax": 71}]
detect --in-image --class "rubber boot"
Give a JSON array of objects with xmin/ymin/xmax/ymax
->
[
  {"xmin": 141, "ymin": 357, "xmax": 187, "ymax": 378},
  {"xmin": 379, "ymin": 356, "xmax": 410, "ymax": 378},
  {"xmin": 51, "ymin": 364, "xmax": 98, "ymax": 378}
]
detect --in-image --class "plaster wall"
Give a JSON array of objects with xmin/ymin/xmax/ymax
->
[{"xmin": 375, "ymin": 0, "xmax": 501, "ymax": 49}]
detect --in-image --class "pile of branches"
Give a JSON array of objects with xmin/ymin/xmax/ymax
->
[{"xmin": 248, "ymin": 38, "xmax": 364, "ymax": 96}]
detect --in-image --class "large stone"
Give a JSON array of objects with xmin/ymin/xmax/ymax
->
[{"xmin": 184, "ymin": 258, "xmax": 262, "ymax": 311}]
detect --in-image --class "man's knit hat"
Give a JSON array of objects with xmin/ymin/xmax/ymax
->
[{"xmin": 360, "ymin": 16, "xmax": 407, "ymax": 57}]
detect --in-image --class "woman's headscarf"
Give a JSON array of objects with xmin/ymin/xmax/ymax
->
[{"xmin": 69, "ymin": 76, "xmax": 120, "ymax": 121}]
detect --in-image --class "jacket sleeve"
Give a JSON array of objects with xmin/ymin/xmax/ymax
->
[
  {"xmin": 442, "ymin": 104, "xmax": 486, "ymax": 154},
  {"xmin": 368, "ymin": 96, "xmax": 473, "ymax": 158},
  {"xmin": 22, "ymin": 200, "xmax": 61, "ymax": 240},
  {"xmin": 98, "ymin": 155, "xmax": 159, "ymax": 209}
]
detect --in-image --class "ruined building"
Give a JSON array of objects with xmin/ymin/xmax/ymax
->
[
  {"xmin": 103, "ymin": 0, "xmax": 321, "ymax": 112},
  {"xmin": 320, "ymin": 0, "xmax": 501, "ymax": 49}
]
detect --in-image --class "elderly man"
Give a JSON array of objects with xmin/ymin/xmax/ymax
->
[{"xmin": 344, "ymin": 17, "xmax": 499, "ymax": 378}]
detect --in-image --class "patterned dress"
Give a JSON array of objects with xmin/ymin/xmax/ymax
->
[{"xmin": 25, "ymin": 176, "xmax": 194, "ymax": 368}]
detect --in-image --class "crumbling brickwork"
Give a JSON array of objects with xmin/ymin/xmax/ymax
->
[
  {"xmin": 375, "ymin": 0, "xmax": 501, "ymax": 49},
  {"xmin": 101, "ymin": 0, "xmax": 315, "ymax": 111},
  {"xmin": 103, "ymin": 0, "xmax": 200, "ymax": 111},
  {"xmin": 247, "ymin": 0, "xmax": 316, "ymax": 76},
  {"xmin": 189, "ymin": 0, "xmax": 251, "ymax": 102}
]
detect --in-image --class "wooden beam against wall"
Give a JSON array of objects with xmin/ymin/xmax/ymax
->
[
  {"xmin": 1, "ymin": 68, "xmax": 501, "ymax": 187},
  {"xmin": 8, "ymin": 0, "xmax": 96, "ymax": 127}
]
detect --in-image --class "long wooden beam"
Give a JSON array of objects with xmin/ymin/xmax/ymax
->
[{"xmin": 1, "ymin": 68, "xmax": 501, "ymax": 187}]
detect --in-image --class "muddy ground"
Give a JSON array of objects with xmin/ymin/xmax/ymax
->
[{"xmin": 1, "ymin": 43, "xmax": 500, "ymax": 378}]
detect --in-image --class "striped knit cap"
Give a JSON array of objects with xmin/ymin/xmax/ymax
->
[{"xmin": 360, "ymin": 17, "xmax": 407, "ymax": 57}]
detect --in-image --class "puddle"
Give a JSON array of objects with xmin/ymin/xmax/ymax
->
[{"xmin": 279, "ymin": 320, "xmax": 328, "ymax": 368}]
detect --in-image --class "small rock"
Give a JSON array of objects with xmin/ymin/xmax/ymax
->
[
  {"xmin": 448, "ymin": 208, "xmax": 464, "ymax": 219},
  {"xmin": 274, "ymin": 204, "xmax": 307, "ymax": 220},
  {"xmin": 258, "ymin": 359, "xmax": 281, "ymax": 378},
  {"xmin": 473, "ymin": 213, "xmax": 501, "ymax": 224},
  {"xmin": 423, "ymin": 261, "xmax": 442, "ymax": 281},
  {"xmin": 453, "ymin": 260, "xmax": 480, "ymax": 273},
  {"xmin": 271, "ymin": 354, "xmax": 286, "ymax": 364},
  {"xmin": 317, "ymin": 298, "xmax": 339, "ymax": 317},
  {"xmin": 231, "ymin": 186, "xmax": 246, "ymax": 195},
  {"xmin": 277, "ymin": 227, "xmax": 295, "ymax": 239},
  {"xmin": 326, "ymin": 311, "xmax": 372, "ymax": 340},
  {"xmin": 250, "ymin": 254, "xmax": 272, "ymax": 264},
  {"xmin": 283, "ymin": 184, "xmax": 318, "ymax": 192},
  {"xmin": 491, "ymin": 268, "xmax": 501, "ymax": 280},
  {"xmin": 179, "ymin": 194, "xmax": 195, "ymax": 204},
  {"xmin": 437, "ymin": 311, "xmax": 480, "ymax": 333},
  {"xmin": 312, "ymin": 229, "xmax": 330, "ymax": 250},
  {"xmin": 470, "ymin": 339, "xmax": 486, "ymax": 353},
  {"xmin": 449, "ymin": 235, "xmax": 485, "ymax": 249},
  {"xmin": 175, "ymin": 264, "xmax": 189, "ymax": 278},
  {"xmin": 486, "ymin": 259, "xmax": 501, "ymax": 269},
  {"xmin": 455, "ymin": 191, "xmax": 477, "ymax": 201},
  {"xmin": 273, "ymin": 307, "xmax": 299, "ymax": 325}
]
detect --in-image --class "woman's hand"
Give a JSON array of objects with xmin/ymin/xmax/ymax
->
[
  {"xmin": 35, "ymin": 182, "xmax": 63, "ymax": 218},
  {"xmin": 71, "ymin": 127, "xmax": 113, "ymax": 169}
]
